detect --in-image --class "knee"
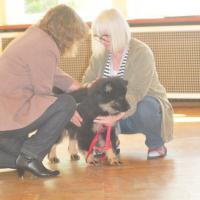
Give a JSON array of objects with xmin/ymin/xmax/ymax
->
[
  {"xmin": 137, "ymin": 96, "xmax": 161, "ymax": 121},
  {"xmin": 57, "ymin": 94, "xmax": 76, "ymax": 113}
]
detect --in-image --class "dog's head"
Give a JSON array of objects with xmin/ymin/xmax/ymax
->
[{"xmin": 88, "ymin": 77, "xmax": 130, "ymax": 115}]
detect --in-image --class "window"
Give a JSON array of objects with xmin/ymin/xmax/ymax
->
[
  {"xmin": 127, "ymin": 0, "xmax": 200, "ymax": 19},
  {"xmin": 4, "ymin": 0, "xmax": 200, "ymax": 25},
  {"xmin": 5, "ymin": 0, "xmax": 112, "ymax": 24}
]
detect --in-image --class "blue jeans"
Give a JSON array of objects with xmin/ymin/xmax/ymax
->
[{"xmin": 119, "ymin": 96, "xmax": 163, "ymax": 149}]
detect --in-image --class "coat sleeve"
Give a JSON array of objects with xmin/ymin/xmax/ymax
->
[
  {"xmin": 124, "ymin": 45, "xmax": 155, "ymax": 118},
  {"xmin": 53, "ymin": 67, "xmax": 78, "ymax": 92}
]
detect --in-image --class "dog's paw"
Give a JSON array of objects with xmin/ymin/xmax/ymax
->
[
  {"xmin": 107, "ymin": 156, "xmax": 122, "ymax": 166},
  {"xmin": 86, "ymin": 154, "xmax": 100, "ymax": 166},
  {"xmin": 48, "ymin": 144, "xmax": 60, "ymax": 163},
  {"xmin": 106, "ymin": 149, "xmax": 122, "ymax": 166},
  {"xmin": 70, "ymin": 154, "xmax": 80, "ymax": 161},
  {"xmin": 49, "ymin": 157, "xmax": 60, "ymax": 164}
]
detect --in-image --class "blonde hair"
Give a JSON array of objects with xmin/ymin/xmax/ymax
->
[
  {"xmin": 38, "ymin": 4, "xmax": 88, "ymax": 55},
  {"xmin": 91, "ymin": 8, "xmax": 131, "ymax": 56}
]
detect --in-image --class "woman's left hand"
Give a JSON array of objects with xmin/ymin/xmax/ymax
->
[
  {"xmin": 70, "ymin": 111, "xmax": 83, "ymax": 127},
  {"xmin": 93, "ymin": 112, "xmax": 125, "ymax": 126}
]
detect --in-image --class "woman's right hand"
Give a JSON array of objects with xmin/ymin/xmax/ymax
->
[
  {"xmin": 70, "ymin": 111, "xmax": 83, "ymax": 127},
  {"xmin": 93, "ymin": 112, "xmax": 125, "ymax": 126}
]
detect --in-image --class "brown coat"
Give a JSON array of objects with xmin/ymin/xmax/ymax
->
[{"xmin": 0, "ymin": 26, "xmax": 75, "ymax": 131}]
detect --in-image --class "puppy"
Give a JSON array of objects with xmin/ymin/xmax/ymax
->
[{"xmin": 48, "ymin": 77, "xmax": 130, "ymax": 165}]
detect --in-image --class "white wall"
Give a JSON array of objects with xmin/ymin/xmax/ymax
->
[{"xmin": 0, "ymin": 0, "xmax": 6, "ymax": 25}]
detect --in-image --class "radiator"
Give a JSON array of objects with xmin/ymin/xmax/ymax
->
[
  {"xmin": 132, "ymin": 26, "xmax": 200, "ymax": 99},
  {"xmin": 1, "ymin": 26, "xmax": 200, "ymax": 99}
]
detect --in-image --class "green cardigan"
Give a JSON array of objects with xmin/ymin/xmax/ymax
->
[{"xmin": 82, "ymin": 38, "xmax": 174, "ymax": 142}]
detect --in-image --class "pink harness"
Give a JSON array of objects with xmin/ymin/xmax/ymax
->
[{"xmin": 86, "ymin": 126, "xmax": 112, "ymax": 162}]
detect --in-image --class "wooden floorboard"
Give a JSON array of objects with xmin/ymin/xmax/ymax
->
[{"xmin": 0, "ymin": 106, "xmax": 200, "ymax": 200}]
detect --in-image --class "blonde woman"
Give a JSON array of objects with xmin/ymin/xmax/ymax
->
[
  {"xmin": 83, "ymin": 8, "xmax": 174, "ymax": 160},
  {"xmin": 0, "ymin": 5, "xmax": 88, "ymax": 177}
]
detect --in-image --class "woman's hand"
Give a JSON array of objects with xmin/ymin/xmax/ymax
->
[
  {"xmin": 93, "ymin": 112, "xmax": 125, "ymax": 126},
  {"xmin": 68, "ymin": 80, "xmax": 82, "ymax": 91},
  {"xmin": 83, "ymin": 77, "xmax": 100, "ymax": 88},
  {"xmin": 70, "ymin": 111, "xmax": 83, "ymax": 127}
]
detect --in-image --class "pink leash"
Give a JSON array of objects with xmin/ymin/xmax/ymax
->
[{"xmin": 86, "ymin": 126, "xmax": 112, "ymax": 162}]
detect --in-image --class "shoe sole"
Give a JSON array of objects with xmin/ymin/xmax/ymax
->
[{"xmin": 147, "ymin": 147, "xmax": 167, "ymax": 160}]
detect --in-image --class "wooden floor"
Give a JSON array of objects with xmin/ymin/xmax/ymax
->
[{"xmin": 0, "ymin": 106, "xmax": 200, "ymax": 200}]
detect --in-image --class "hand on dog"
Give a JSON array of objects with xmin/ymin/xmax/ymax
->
[
  {"xmin": 68, "ymin": 80, "xmax": 82, "ymax": 91},
  {"xmin": 83, "ymin": 77, "xmax": 100, "ymax": 88},
  {"xmin": 70, "ymin": 111, "xmax": 83, "ymax": 127},
  {"xmin": 93, "ymin": 112, "xmax": 125, "ymax": 126}
]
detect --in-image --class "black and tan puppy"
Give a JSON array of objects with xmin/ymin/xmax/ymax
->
[{"xmin": 49, "ymin": 77, "xmax": 130, "ymax": 165}]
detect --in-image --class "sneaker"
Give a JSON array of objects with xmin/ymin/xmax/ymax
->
[{"xmin": 147, "ymin": 145, "xmax": 167, "ymax": 160}]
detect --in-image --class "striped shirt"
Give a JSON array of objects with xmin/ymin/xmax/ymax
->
[{"xmin": 103, "ymin": 49, "xmax": 129, "ymax": 78}]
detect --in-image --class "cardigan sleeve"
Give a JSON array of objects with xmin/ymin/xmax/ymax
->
[
  {"xmin": 82, "ymin": 55, "xmax": 102, "ymax": 83},
  {"xmin": 123, "ymin": 44, "xmax": 155, "ymax": 118}
]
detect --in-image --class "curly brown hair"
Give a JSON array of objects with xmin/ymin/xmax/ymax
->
[{"xmin": 38, "ymin": 4, "xmax": 88, "ymax": 54}]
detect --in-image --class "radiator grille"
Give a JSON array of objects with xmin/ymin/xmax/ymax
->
[
  {"xmin": 58, "ymin": 36, "xmax": 91, "ymax": 81},
  {"xmin": 134, "ymin": 31, "xmax": 200, "ymax": 95},
  {"xmin": 2, "ymin": 37, "xmax": 14, "ymax": 50}
]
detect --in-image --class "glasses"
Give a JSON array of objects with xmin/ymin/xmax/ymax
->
[{"xmin": 93, "ymin": 34, "xmax": 110, "ymax": 42}]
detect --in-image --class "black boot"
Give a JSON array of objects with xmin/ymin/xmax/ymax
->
[{"xmin": 16, "ymin": 153, "xmax": 60, "ymax": 178}]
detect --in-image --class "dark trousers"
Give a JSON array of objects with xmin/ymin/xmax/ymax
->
[{"xmin": 0, "ymin": 94, "xmax": 76, "ymax": 169}]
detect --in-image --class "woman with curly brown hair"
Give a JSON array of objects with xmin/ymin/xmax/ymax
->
[{"xmin": 0, "ymin": 5, "xmax": 88, "ymax": 178}]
